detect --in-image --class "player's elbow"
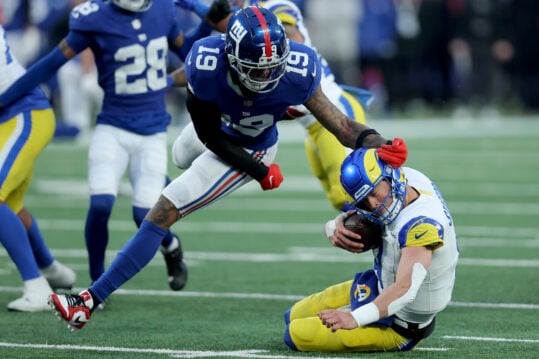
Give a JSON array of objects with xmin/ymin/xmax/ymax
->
[{"xmin": 395, "ymin": 281, "xmax": 416, "ymax": 303}]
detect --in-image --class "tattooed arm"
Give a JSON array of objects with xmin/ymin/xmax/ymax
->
[{"xmin": 304, "ymin": 86, "xmax": 387, "ymax": 149}]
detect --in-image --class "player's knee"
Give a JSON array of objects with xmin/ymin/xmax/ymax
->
[
  {"xmin": 285, "ymin": 318, "xmax": 324, "ymax": 352},
  {"xmin": 171, "ymin": 129, "xmax": 206, "ymax": 169},
  {"xmin": 171, "ymin": 138, "xmax": 191, "ymax": 169}
]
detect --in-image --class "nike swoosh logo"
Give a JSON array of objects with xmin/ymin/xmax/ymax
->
[
  {"xmin": 187, "ymin": 53, "xmax": 193, "ymax": 66},
  {"xmin": 414, "ymin": 230, "xmax": 428, "ymax": 240},
  {"xmin": 269, "ymin": 176, "xmax": 274, "ymax": 187},
  {"xmin": 311, "ymin": 64, "xmax": 317, "ymax": 77}
]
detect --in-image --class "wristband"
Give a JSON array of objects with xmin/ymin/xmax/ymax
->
[
  {"xmin": 324, "ymin": 219, "xmax": 336, "ymax": 238},
  {"xmin": 351, "ymin": 302, "xmax": 380, "ymax": 327},
  {"xmin": 355, "ymin": 129, "xmax": 380, "ymax": 149}
]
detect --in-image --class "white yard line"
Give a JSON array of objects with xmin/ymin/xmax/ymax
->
[
  {"xmin": 0, "ymin": 286, "xmax": 537, "ymax": 310},
  {"xmin": 0, "ymin": 334, "xmax": 537, "ymax": 357}
]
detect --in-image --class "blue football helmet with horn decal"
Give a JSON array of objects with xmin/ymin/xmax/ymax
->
[{"xmin": 340, "ymin": 148, "xmax": 407, "ymax": 226}]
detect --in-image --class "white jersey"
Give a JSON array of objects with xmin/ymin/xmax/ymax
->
[
  {"xmin": 0, "ymin": 25, "xmax": 51, "ymax": 123},
  {"xmin": 0, "ymin": 26, "xmax": 26, "ymax": 92},
  {"xmin": 374, "ymin": 167, "xmax": 459, "ymax": 324}
]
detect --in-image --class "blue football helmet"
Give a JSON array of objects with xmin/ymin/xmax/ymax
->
[
  {"xmin": 225, "ymin": 6, "xmax": 289, "ymax": 93},
  {"xmin": 340, "ymin": 148, "xmax": 407, "ymax": 226},
  {"xmin": 112, "ymin": 0, "xmax": 153, "ymax": 12}
]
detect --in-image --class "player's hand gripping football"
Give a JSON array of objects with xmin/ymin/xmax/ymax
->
[
  {"xmin": 259, "ymin": 163, "xmax": 284, "ymax": 191},
  {"xmin": 324, "ymin": 211, "xmax": 366, "ymax": 253},
  {"xmin": 377, "ymin": 137, "xmax": 408, "ymax": 168}
]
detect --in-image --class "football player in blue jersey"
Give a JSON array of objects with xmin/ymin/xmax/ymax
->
[
  {"xmin": 0, "ymin": 0, "xmax": 232, "ymax": 294},
  {"xmin": 45, "ymin": 6, "xmax": 408, "ymax": 331},
  {"xmin": 0, "ymin": 24, "xmax": 76, "ymax": 312},
  {"xmin": 175, "ymin": 0, "xmax": 376, "ymax": 212},
  {"xmin": 283, "ymin": 148, "xmax": 459, "ymax": 352}
]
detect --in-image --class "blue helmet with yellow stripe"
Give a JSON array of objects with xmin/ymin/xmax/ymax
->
[{"xmin": 340, "ymin": 148, "xmax": 407, "ymax": 225}]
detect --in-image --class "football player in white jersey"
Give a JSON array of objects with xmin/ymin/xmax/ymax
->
[
  {"xmin": 45, "ymin": 6, "xmax": 407, "ymax": 331},
  {"xmin": 0, "ymin": 25, "xmax": 76, "ymax": 312},
  {"xmin": 175, "ymin": 0, "xmax": 375, "ymax": 212},
  {"xmin": 284, "ymin": 148, "xmax": 459, "ymax": 352}
]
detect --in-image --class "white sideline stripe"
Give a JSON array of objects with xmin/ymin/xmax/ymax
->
[
  {"xmin": 0, "ymin": 344, "xmax": 370, "ymax": 358},
  {"xmin": 1, "ymin": 248, "xmax": 539, "ymax": 267},
  {"xmin": 442, "ymin": 336, "xmax": 539, "ymax": 344},
  {"xmin": 0, "ymin": 336, "xmax": 537, "ymax": 357},
  {"xmin": 24, "ymin": 188, "xmax": 539, "ymax": 215},
  {"xmin": 0, "ymin": 286, "xmax": 537, "ymax": 310},
  {"xmin": 27, "ymin": 218, "xmax": 539, "ymax": 240},
  {"xmin": 1, "ymin": 248, "xmax": 539, "ymax": 268}
]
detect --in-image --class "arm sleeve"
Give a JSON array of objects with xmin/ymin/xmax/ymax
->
[
  {"xmin": 0, "ymin": 47, "xmax": 69, "ymax": 106},
  {"xmin": 186, "ymin": 90, "xmax": 269, "ymax": 181}
]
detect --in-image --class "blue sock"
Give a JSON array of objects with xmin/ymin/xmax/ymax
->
[
  {"xmin": 26, "ymin": 216, "xmax": 54, "ymax": 268},
  {"xmin": 133, "ymin": 206, "xmax": 173, "ymax": 248},
  {"xmin": 85, "ymin": 194, "xmax": 115, "ymax": 282},
  {"xmin": 0, "ymin": 203, "xmax": 40, "ymax": 281},
  {"xmin": 89, "ymin": 220, "xmax": 167, "ymax": 302}
]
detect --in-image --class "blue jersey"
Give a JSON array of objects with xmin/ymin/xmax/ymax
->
[
  {"xmin": 185, "ymin": 35, "xmax": 321, "ymax": 150},
  {"xmin": 67, "ymin": 0, "xmax": 182, "ymax": 134}
]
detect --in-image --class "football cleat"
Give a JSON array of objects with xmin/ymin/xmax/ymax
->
[
  {"xmin": 48, "ymin": 290, "xmax": 93, "ymax": 331},
  {"xmin": 161, "ymin": 235, "xmax": 188, "ymax": 291},
  {"xmin": 40, "ymin": 260, "xmax": 77, "ymax": 290},
  {"xmin": 7, "ymin": 276, "xmax": 53, "ymax": 312}
]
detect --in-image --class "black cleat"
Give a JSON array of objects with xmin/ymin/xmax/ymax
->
[{"xmin": 162, "ymin": 235, "xmax": 188, "ymax": 291}]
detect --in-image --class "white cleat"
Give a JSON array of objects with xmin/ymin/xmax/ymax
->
[
  {"xmin": 7, "ymin": 276, "xmax": 53, "ymax": 312},
  {"xmin": 41, "ymin": 260, "xmax": 76, "ymax": 290}
]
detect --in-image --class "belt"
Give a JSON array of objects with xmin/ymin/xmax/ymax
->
[
  {"xmin": 391, "ymin": 316, "xmax": 436, "ymax": 341},
  {"xmin": 393, "ymin": 317, "xmax": 433, "ymax": 330}
]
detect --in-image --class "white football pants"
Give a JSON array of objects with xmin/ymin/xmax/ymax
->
[
  {"xmin": 88, "ymin": 124, "xmax": 167, "ymax": 208},
  {"xmin": 165, "ymin": 122, "xmax": 277, "ymax": 217}
]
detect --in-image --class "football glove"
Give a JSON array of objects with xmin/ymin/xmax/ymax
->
[
  {"xmin": 259, "ymin": 164, "xmax": 284, "ymax": 191},
  {"xmin": 282, "ymin": 106, "xmax": 308, "ymax": 120},
  {"xmin": 378, "ymin": 137, "xmax": 408, "ymax": 168}
]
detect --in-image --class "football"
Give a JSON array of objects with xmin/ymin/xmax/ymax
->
[{"xmin": 343, "ymin": 213, "xmax": 383, "ymax": 251}]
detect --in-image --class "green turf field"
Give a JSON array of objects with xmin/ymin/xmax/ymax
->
[{"xmin": 1, "ymin": 118, "xmax": 538, "ymax": 358}]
